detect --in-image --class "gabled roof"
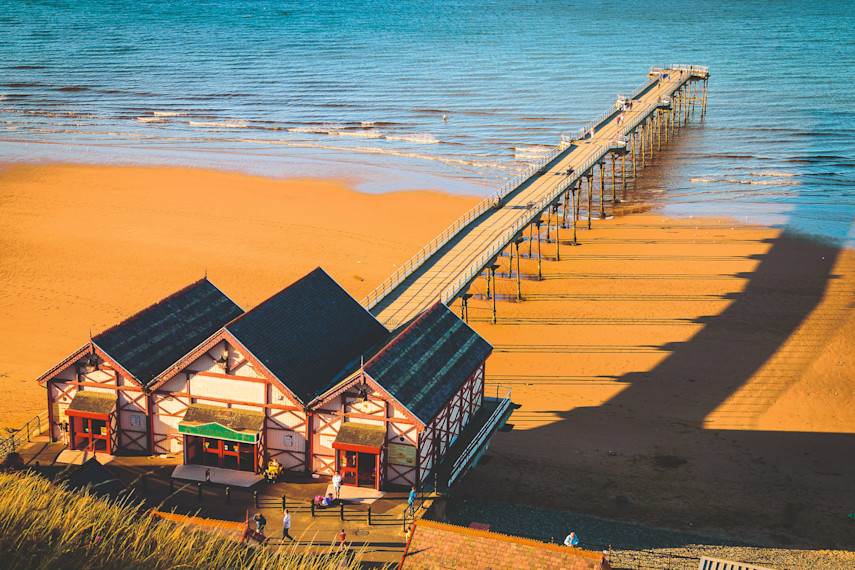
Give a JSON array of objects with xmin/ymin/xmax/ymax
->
[
  {"xmin": 225, "ymin": 268, "xmax": 389, "ymax": 404},
  {"xmin": 364, "ymin": 302, "xmax": 492, "ymax": 424},
  {"xmin": 93, "ymin": 278, "xmax": 243, "ymax": 389}
]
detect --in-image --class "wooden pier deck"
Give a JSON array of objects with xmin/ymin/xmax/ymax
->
[{"xmin": 364, "ymin": 65, "xmax": 710, "ymax": 328}]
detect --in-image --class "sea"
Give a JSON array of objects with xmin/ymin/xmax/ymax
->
[{"xmin": 2, "ymin": 0, "xmax": 854, "ymax": 245}]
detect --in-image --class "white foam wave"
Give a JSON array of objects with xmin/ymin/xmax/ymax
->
[
  {"xmin": 749, "ymin": 171, "xmax": 797, "ymax": 178},
  {"xmin": 690, "ymin": 177, "xmax": 799, "ymax": 186},
  {"xmin": 153, "ymin": 111, "xmax": 185, "ymax": 117},
  {"xmin": 514, "ymin": 145, "xmax": 552, "ymax": 154},
  {"xmin": 385, "ymin": 133, "xmax": 439, "ymax": 144},
  {"xmin": 136, "ymin": 117, "xmax": 165, "ymax": 123},
  {"xmin": 188, "ymin": 120, "xmax": 249, "ymax": 128},
  {"xmin": 333, "ymin": 129, "xmax": 383, "ymax": 139}
]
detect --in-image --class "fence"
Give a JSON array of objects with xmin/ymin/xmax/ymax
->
[
  {"xmin": 360, "ymin": 65, "xmax": 709, "ymax": 311},
  {"xmin": 0, "ymin": 410, "xmax": 49, "ymax": 457},
  {"xmin": 447, "ymin": 385, "xmax": 513, "ymax": 486}
]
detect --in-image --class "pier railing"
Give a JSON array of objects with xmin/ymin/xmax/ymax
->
[
  {"xmin": 438, "ymin": 148, "xmax": 605, "ymax": 305},
  {"xmin": 448, "ymin": 385, "xmax": 513, "ymax": 487},
  {"xmin": 361, "ymin": 65, "xmax": 705, "ymax": 312},
  {"xmin": 361, "ymin": 137, "xmax": 572, "ymax": 310}
]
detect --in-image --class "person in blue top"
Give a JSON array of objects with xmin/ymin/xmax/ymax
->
[
  {"xmin": 407, "ymin": 486, "xmax": 417, "ymax": 514},
  {"xmin": 564, "ymin": 531, "xmax": 579, "ymax": 547}
]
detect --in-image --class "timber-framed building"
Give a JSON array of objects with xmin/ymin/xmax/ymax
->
[{"xmin": 38, "ymin": 268, "xmax": 497, "ymax": 490}]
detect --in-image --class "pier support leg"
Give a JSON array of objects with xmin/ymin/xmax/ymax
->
[
  {"xmin": 611, "ymin": 155, "xmax": 618, "ymax": 203},
  {"xmin": 631, "ymin": 134, "xmax": 637, "ymax": 178},
  {"xmin": 621, "ymin": 153, "xmax": 627, "ymax": 193},
  {"xmin": 572, "ymin": 188, "xmax": 579, "ymax": 246},
  {"xmin": 555, "ymin": 212, "xmax": 560, "ymax": 261},
  {"xmin": 485, "ymin": 270, "xmax": 490, "ymax": 300},
  {"xmin": 562, "ymin": 190, "xmax": 570, "ymax": 229},
  {"xmin": 641, "ymin": 124, "xmax": 646, "ymax": 168},
  {"xmin": 657, "ymin": 112, "xmax": 662, "ymax": 151},
  {"xmin": 587, "ymin": 175, "xmax": 593, "ymax": 230},
  {"xmin": 490, "ymin": 267, "xmax": 497, "ymax": 324},
  {"xmin": 599, "ymin": 162, "xmax": 606, "ymax": 219},
  {"xmin": 514, "ymin": 239, "xmax": 522, "ymax": 300},
  {"xmin": 535, "ymin": 220, "xmax": 543, "ymax": 281}
]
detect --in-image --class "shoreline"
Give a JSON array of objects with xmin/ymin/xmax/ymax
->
[{"xmin": 1, "ymin": 161, "xmax": 853, "ymax": 552}]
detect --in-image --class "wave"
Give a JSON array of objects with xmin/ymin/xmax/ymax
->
[
  {"xmin": 136, "ymin": 117, "xmax": 165, "ymax": 123},
  {"xmin": 55, "ymin": 86, "xmax": 89, "ymax": 92},
  {"xmin": 690, "ymin": 177, "xmax": 800, "ymax": 186},
  {"xmin": 188, "ymin": 120, "xmax": 249, "ymax": 128},
  {"xmin": 749, "ymin": 171, "xmax": 797, "ymax": 178},
  {"xmin": 153, "ymin": 111, "xmax": 185, "ymax": 117},
  {"xmin": 334, "ymin": 129, "xmax": 383, "ymax": 139},
  {"xmin": 514, "ymin": 145, "xmax": 553, "ymax": 154},
  {"xmin": 385, "ymin": 133, "xmax": 439, "ymax": 144}
]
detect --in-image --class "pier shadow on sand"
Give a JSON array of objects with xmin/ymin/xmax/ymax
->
[{"xmin": 455, "ymin": 219, "xmax": 855, "ymax": 551}]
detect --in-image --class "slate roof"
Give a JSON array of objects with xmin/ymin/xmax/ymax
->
[
  {"xmin": 67, "ymin": 391, "xmax": 116, "ymax": 416},
  {"xmin": 181, "ymin": 403, "xmax": 265, "ymax": 433},
  {"xmin": 93, "ymin": 278, "xmax": 243, "ymax": 389},
  {"xmin": 402, "ymin": 520, "xmax": 610, "ymax": 570},
  {"xmin": 364, "ymin": 302, "xmax": 492, "ymax": 425},
  {"xmin": 226, "ymin": 268, "xmax": 389, "ymax": 404},
  {"xmin": 333, "ymin": 422, "xmax": 386, "ymax": 450}
]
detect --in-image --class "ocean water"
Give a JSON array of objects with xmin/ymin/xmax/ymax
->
[{"xmin": 1, "ymin": 0, "xmax": 854, "ymax": 244}]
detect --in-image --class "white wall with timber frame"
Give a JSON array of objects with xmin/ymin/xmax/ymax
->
[
  {"xmin": 309, "ymin": 360, "xmax": 486, "ymax": 489},
  {"xmin": 417, "ymin": 362, "xmax": 485, "ymax": 487},
  {"xmin": 40, "ymin": 344, "xmax": 149, "ymax": 454},
  {"xmin": 150, "ymin": 336, "xmax": 309, "ymax": 472}
]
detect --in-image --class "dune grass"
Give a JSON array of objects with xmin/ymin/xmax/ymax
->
[{"xmin": 0, "ymin": 470, "xmax": 361, "ymax": 570}]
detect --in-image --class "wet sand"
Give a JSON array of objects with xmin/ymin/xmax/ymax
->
[{"xmin": 1, "ymin": 163, "xmax": 853, "ymax": 550}]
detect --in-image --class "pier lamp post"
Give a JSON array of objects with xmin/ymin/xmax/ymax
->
[
  {"xmin": 534, "ymin": 219, "xmax": 543, "ymax": 281},
  {"xmin": 514, "ymin": 236, "xmax": 524, "ymax": 300},
  {"xmin": 489, "ymin": 263, "xmax": 500, "ymax": 324}
]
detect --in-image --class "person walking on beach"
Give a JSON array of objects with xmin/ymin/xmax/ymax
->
[
  {"xmin": 338, "ymin": 528, "xmax": 347, "ymax": 551},
  {"xmin": 332, "ymin": 471, "xmax": 342, "ymax": 499},
  {"xmin": 282, "ymin": 509, "xmax": 293, "ymax": 541},
  {"xmin": 564, "ymin": 531, "xmax": 579, "ymax": 547}
]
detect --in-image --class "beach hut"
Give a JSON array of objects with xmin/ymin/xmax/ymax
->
[{"xmin": 36, "ymin": 279, "xmax": 243, "ymax": 455}]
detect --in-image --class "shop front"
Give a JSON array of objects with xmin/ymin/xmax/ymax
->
[
  {"xmin": 65, "ymin": 391, "xmax": 118, "ymax": 454},
  {"xmin": 332, "ymin": 422, "xmax": 386, "ymax": 491},
  {"xmin": 178, "ymin": 404, "xmax": 264, "ymax": 473}
]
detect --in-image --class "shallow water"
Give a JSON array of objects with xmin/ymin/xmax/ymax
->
[{"xmin": 1, "ymin": 0, "xmax": 853, "ymax": 244}]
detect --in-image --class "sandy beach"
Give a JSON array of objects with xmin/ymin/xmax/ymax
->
[{"xmin": 1, "ymin": 163, "xmax": 853, "ymax": 551}]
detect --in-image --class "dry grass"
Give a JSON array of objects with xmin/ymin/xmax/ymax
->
[{"xmin": 0, "ymin": 470, "xmax": 362, "ymax": 570}]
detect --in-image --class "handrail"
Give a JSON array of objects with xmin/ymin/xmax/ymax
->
[
  {"xmin": 439, "ymin": 147, "xmax": 606, "ymax": 304},
  {"xmin": 0, "ymin": 410, "xmax": 49, "ymax": 457},
  {"xmin": 362, "ymin": 66, "xmax": 708, "ymax": 312},
  {"xmin": 448, "ymin": 385, "xmax": 513, "ymax": 486}
]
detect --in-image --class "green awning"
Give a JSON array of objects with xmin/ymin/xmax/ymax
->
[{"xmin": 178, "ymin": 404, "xmax": 264, "ymax": 444}]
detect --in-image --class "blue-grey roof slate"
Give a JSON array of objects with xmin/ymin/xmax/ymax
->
[
  {"xmin": 94, "ymin": 279, "xmax": 243, "ymax": 389},
  {"xmin": 226, "ymin": 268, "xmax": 389, "ymax": 404},
  {"xmin": 364, "ymin": 302, "xmax": 493, "ymax": 424}
]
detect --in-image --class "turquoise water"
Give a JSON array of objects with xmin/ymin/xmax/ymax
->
[{"xmin": 2, "ymin": 0, "xmax": 854, "ymax": 243}]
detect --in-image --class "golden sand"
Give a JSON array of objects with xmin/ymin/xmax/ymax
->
[{"xmin": 2, "ymin": 163, "xmax": 853, "ymax": 546}]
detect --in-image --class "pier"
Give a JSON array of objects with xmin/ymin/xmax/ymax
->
[{"xmin": 362, "ymin": 65, "xmax": 710, "ymax": 327}]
